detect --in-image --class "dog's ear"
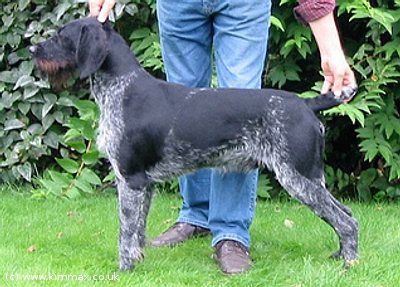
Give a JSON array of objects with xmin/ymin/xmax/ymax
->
[{"xmin": 76, "ymin": 24, "xmax": 108, "ymax": 79}]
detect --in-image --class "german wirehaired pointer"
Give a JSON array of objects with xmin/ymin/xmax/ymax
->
[{"xmin": 30, "ymin": 18, "xmax": 359, "ymax": 271}]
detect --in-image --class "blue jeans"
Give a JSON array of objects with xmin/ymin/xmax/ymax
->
[{"xmin": 157, "ymin": 0, "xmax": 271, "ymax": 248}]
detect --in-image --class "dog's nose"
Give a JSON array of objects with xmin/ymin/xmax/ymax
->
[{"xmin": 29, "ymin": 45, "xmax": 37, "ymax": 54}]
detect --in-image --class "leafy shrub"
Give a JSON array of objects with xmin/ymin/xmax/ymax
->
[
  {"xmin": 267, "ymin": 0, "xmax": 400, "ymax": 201},
  {"xmin": 0, "ymin": 0, "xmax": 159, "ymax": 197},
  {"xmin": 0, "ymin": 0, "xmax": 88, "ymax": 183}
]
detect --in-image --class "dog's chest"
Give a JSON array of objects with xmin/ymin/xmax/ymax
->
[{"xmin": 91, "ymin": 73, "xmax": 134, "ymax": 173}]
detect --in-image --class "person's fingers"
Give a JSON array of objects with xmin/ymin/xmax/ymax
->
[
  {"xmin": 332, "ymin": 69, "xmax": 344, "ymax": 97},
  {"xmin": 320, "ymin": 60, "xmax": 333, "ymax": 94},
  {"xmin": 346, "ymin": 68, "xmax": 357, "ymax": 89},
  {"xmin": 89, "ymin": 0, "xmax": 102, "ymax": 17},
  {"xmin": 97, "ymin": 0, "xmax": 115, "ymax": 22},
  {"xmin": 321, "ymin": 77, "xmax": 332, "ymax": 94},
  {"xmin": 320, "ymin": 57, "xmax": 357, "ymax": 98}
]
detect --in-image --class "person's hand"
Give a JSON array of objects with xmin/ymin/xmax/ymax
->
[
  {"xmin": 320, "ymin": 54, "xmax": 356, "ymax": 99},
  {"xmin": 88, "ymin": 0, "xmax": 116, "ymax": 23},
  {"xmin": 309, "ymin": 12, "xmax": 357, "ymax": 98}
]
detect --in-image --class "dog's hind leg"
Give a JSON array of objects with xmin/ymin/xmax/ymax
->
[
  {"xmin": 312, "ymin": 177, "xmax": 353, "ymax": 217},
  {"xmin": 273, "ymin": 163, "xmax": 359, "ymax": 266},
  {"xmin": 117, "ymin": 174, "xmax": 154, "ymax": 271}
]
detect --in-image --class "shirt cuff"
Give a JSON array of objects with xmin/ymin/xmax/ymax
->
[{"xmin": 294, "ymin": 0, "xmax": 336, "ymax": 26}]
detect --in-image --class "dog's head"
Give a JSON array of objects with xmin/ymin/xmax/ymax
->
[{"xmin": 30, "ymin": 17, "xmax": 109, "ymax": 87}]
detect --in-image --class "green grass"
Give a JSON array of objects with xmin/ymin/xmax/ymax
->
[{"xmin": 1, "ymin": 187, "xmax": 400, "ymax": 287}]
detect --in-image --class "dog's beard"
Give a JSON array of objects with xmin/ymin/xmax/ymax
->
[{"xmin": 35, "ymin": 59, "xmax": 75, "ymax": 90}]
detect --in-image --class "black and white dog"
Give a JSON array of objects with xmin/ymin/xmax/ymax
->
[{"xmin": 30, "ymin": 17, "xmax": 359, "ymax": 271}]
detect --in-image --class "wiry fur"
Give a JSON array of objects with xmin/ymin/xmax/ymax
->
[{"xmin": 31, "ymin": 18, "xmax": 359, "ymax": 271}]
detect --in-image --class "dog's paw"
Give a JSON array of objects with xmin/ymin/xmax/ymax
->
[
  {"xmin": 119, "ymin": 263, "xmax": 134, "ymax": 272},
  {"xmin": 119, "ymin": 257, "xmax": 136, "ymax": 272},
  {"xmin": 119, "ymin": 247, "xmax": 144, "ymax": 271}
]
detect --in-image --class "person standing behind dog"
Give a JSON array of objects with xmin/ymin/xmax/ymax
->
[{"xmin": 89, "ymin": 0, "xmax": 356, "ymax": 275}]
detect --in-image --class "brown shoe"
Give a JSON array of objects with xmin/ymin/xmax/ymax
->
[
  {"xmin": 150, "ymin": 222, "xmax": 210, "ymax": 247},
  {"xmin": 213, "ymin": 240, "xmax": 251, "ymax": 275}
]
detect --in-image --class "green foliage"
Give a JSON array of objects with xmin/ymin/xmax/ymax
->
[
  {"xmin": 129, "ymin": 26, "xmax": 163, "ymax": 72},
  {"xmin": 267, "ymin": 0, "xmax": 400, "ymax": 201},
  {"xmin": 0, "ymin": 0, "xmax": 87, "ymax": 184},
  {"xmin": 31, "ymin": 97, "xmax": 110, "ymax": 198},
  {"xmin": 0, "ymin": 0, "xmax": 158, "ymax": 197}
]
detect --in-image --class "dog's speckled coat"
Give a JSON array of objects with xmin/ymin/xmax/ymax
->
[{"xmin": 31, "ymin": 17, "xmax": 359, "ymax": 271}]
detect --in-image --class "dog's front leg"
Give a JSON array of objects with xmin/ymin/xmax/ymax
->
[{"xmin": 117, "ymin": 175, "xmax": 153, "ymax": 271}]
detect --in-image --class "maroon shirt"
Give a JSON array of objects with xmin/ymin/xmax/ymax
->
[{"xmin": 294, "ymin": 0, "xmax": 336, "ymax": 25}]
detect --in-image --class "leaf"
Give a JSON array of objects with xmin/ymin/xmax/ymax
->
[
  {"xmin": 74, "ymin": 99, "xmax": 99, "ymax": 119},
  {"xmin": 18, "ymin": 102, "xmax": 31, "ymax": 115},
  {"xmin": 42, "ymin": 102, "xmax": 54, "ymax": 118},
  {"xmin": 27, "ymin": 123, "xmax": 43, "ymax": 135},
  {"xmin": 43, "ymin": 132, "xmax": 59, "ymax": 149},
  {"xmin": 378, "ymin": 144, "xmax": 393, "ymax": 164},
  {"xmin": 64, "ymin": 129, "xmax": 81, "ymax": 142},
  {"xmin": 48, "ymin": 170, "xmax": 71, "ymax": 186},
  {"xmin": 31, "ymin": 103, "xmax": 43, "ymax": 120},
  {"xmin": 57, "ymin": 96, "xmax": 76, "ymax": 107},
  {"xmin": 13, "ymin": 75, "xmax": 34, "ymax": 90},
  {"xmin": 19, "ymin": 60, "xmax": 34, "ymax": 75},
  {"xmin": 55, "ymin": 2, "xmax": 72, "ymax": 21},
  {"xmin": 56, "ymin": 158, "xmax": 79, "ymax": 174},
  {"xmin": 270, "ymin": 15, "xmax": 284, "ymax": 31},
  {"xmin": 66, "ymin": 118, "xmax": 95, "ymax": 140},
  {"xmin": 359, "ymin": 139, "xmax": 379, "ymax": 162},
  {"xmin": 103, "ymin": 170, "xmax": 115, "ymax": 182},
  {"xmin": 66, "ymin": 140, "xmax": 87, "ymax": 153},
  {"xmin": 17, "ymin": 162, "xmax": 32, "ymax": 182},
  {"xmin": 0, "ymin": 71, "xmax": 18, "ymax": 83},
  {"xmin": 18, "ymin": 0, "xmax": 31, "ymax": 11},
  {"xmin": 4, "ymin": 119, "xmax": 25, "ymax": 130},
  {"xmin": 129, "ymin": 28, "xmax": 151, "ymax": 40},
  {"xmin": 44, "ymin": 93, "xmax": 57, "ymax": 104},
  {"xmin": 42, "ymin": 114, "xmax": 55, "ymax": 131},
  {"xmin": 82, "ymin": 150, "xmax": 100, "ymax": 165},
  {"xmin": 115, "ymin": 3, "xmax": 125, "ymax": 18},
  {"xmin": 80, "ymin": 168, "xmax": 102, "ymax": 185},
  {"xmin": 74, "ymin": 176, "xmax": 94, "ymax": 193},
  {"xmin": 39, "ymin": 179, "xmax": 63, "ymax": 195},
  {"xmin": 125, "ymin": 3, "xmax": 138, "ymax": 16},
  {"xmin": 65, "ymin": 187, "xmax": 81, "ymax": 199}
]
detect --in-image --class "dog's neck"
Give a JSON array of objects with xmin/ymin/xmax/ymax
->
[
  {"xmin": 91, "ymin": 71, "xmax": 136, "ymax": 103},
  {"xmin": 99, "ymin": 30, "xmax": 150, "ymax": 79}
]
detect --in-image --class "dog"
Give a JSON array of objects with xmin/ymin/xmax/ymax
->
[{"xmin": 30, "ymin": 17, "xmax": 359, "ymax": 271}]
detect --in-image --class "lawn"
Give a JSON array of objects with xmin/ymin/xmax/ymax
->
[{"xmin": 1, "ymin": 186, "xmax": 400, "ymax": 287}]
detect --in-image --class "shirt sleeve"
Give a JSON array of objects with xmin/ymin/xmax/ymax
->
[{"xmin": 294, "ymin": 0, "xmax": 336, "ymax": 25}]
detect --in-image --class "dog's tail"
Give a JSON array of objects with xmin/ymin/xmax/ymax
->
[{"xmin": 304, "ymin": 87, "xmax": 357, "ymax": 113}]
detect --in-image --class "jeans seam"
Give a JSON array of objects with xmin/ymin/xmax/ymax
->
[
  {"xmin": 177, "ymin": 217, "xmax": 209, "ymax": 230},
  {"xmin": 212, "ymin": 233, "xmax": 250, "ymax": 248}
]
